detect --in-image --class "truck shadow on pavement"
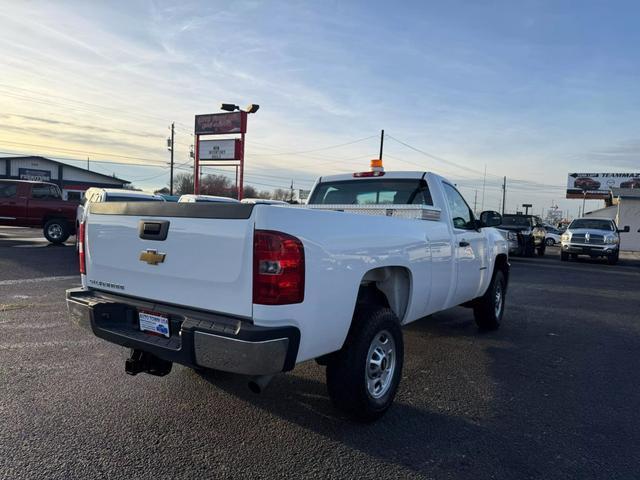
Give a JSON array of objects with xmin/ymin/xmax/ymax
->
[
  {"xmin": 195, "ymin": 300, "xmax": 640, "ymax": 479},
  {"xmin": 197, "ymin": 364, "xmax": 534, "ymax": 478}
]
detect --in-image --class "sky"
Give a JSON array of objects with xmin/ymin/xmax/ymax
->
[{"xmin": 0, "ymin": 0, "xmax": 639, "ymax": 217}]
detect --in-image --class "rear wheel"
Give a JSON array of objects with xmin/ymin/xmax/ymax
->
[
  {"xmin": 524, "ymin": 239, "xmax": 535, "ymax": 257},
  {"xmin": 545, "ymin": 238, "xmax": 555, "ymax": 246},
  {"xmin": 43, "ymin": 219, "xmax": 70, "ymax": 244},
  {"xmin": 326, "ymin": 306, "xmax": 403, "ymax": 422},
  {"xmin": 473, "ymin": 270, "xmax": 506, "ymax": 330}
]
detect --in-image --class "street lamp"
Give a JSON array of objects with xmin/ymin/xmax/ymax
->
[
  {"xmin": 220, "ymin": 103, "xmax": 260, "ymax": 114},
  {"xmin": 218, "ymin": 102, "xmax": 260, "ymax": 200}
]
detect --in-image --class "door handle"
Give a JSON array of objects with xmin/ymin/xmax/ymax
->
[
  {"xmin": 459, "ymin": 240, "xmax": 470, "ymax": 247},
  {"xmin": 138, "ymin": 220, "xmax": 170, "ymax": 241}
]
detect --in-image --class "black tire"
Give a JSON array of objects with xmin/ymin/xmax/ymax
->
[
  {"xmin": 473, "ymin": 270, "xmax": 506, "ymax": 331},
  {"xmin": 607, "ymin": 252, "xmax": 619, "ymax": 265},
  {"xmin": 43, "ymin": 219, "xmax": 70, "ymax": 244},
  {"xmin": 571, "ymin": 253, "xmax": 578, "ymax": 260},
  {"xmin": 537, "ymin": 245, "xmax": 546, "ymax": 256},
  {"xmin": 326, "ymin": 306, "xmax": 403, "ymax": 422},
  {"xmin": 524, "ymin": 240, "xmax": 535, "ymax": 257},
  {"xmin": 560, "ymin": 251, "xmax": 569, "ymax": 261},
  {"xmin": 545, "ymin": 238, "xmax": 555, "ymax": 246}
]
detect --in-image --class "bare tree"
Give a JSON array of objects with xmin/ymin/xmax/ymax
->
[
  {"xmin": 174, "ymin": 173, "xmax": 194, "ymax": 195},
  {"xmin": 271, "ymin": 188, "xmax": 289, "ymax": 201}
]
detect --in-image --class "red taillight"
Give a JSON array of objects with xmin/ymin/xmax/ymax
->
[
  {"xmin": 253, "ymin": 230, "xmax": 304, "ymax": 305},
  {"xmin": 78, "ymin": 222, "xmax": 86, "ymax": 274}
]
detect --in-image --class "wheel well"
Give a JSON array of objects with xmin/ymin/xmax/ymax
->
[
  {"xmin": 356, "ymin": 266, "xmax": 411, "ymax": 322},
  {"xmin": 494, "ymin": 253, "xmax": 509, "ymax": 285}
]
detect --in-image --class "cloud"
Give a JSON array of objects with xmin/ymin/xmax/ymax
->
[
  {"xmin": 0, "ymin": 113, "xmax": 161, "ymax": 139},
  {"xmin": 582, "ymin": 140, "xmax": 640, "ymax": 170}
]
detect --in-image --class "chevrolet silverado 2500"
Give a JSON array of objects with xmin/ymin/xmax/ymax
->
[{"xmin": 67, "ymin": 169, "xmax": 509, "ymax": 420}]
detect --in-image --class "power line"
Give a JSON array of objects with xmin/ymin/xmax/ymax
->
[
  {"xmin": 386, "ymin": 134, "xmax": 566, "ymax": 190},
  {"xmin": 248, "ymin": 135, "xmax": 378, "ymax": 157},
  {"xmin": 0, "ymin": 140, "xmax": 168, "ymax": 165}
]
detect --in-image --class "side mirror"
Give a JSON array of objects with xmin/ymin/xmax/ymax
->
[
  {"xmin": 480, "ymin": 210, "xmax": 502, "ymax": 228},
  {"xmin": 618, "ymin": 226, "xmax": 630, "ymax": 233}
]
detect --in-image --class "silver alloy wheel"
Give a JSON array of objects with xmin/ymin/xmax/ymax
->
[
  {"xmin": 47, "ymin": 223, "xmax": 63, "ymax": 241},
  {"xmin": 494, "ymin": 282, "xmax": 503, "ymax": 318},
  {"xmin": 546, "ymin": 238, "xmax": 554, "ymax": 246},
  {"xmin": 366, "ymin": 330, "xmax": 396, "ymax": 399}
]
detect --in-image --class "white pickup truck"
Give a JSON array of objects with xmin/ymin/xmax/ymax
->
[{"xmin": 67, "ymin": 168, "xmax": 509, "ymax": 420}]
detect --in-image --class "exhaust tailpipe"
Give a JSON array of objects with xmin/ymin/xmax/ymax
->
[{"xmin": 248, "ymin": 375, "xmax": 274, "ymax": 394}]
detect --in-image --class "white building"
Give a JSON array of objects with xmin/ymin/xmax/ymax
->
[
  {"xmin": 0, "ymin": 156, "xmax": 129, "ymax": 200},
  {"xmin": 586, "ymin": 188, "xmax": 640, "ymax": 252}
]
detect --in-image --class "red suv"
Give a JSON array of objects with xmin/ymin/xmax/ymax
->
[
  {"xmin": 0, "ymin": 179, "xmax": 78, "ymax": 244},
  {"xmin": 574, "ymin": 177, "xmax": 601, "ymax": 191},
  {"xmin": 620, "ymin": 178, "xmax": 640, "ymax": 189}
]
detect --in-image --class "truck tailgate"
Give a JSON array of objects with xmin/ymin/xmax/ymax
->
[{"xmin": 84, "ymin": 202, "xmax": 255, "ymax": 318}]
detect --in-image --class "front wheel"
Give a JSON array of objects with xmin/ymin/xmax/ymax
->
[
  {"xmin": 607, "ymin": 251, "xmax": 619, "ymax": 265},
  {"xmin": 326, "ymin": 307, "xmax": 404, "ymax": 422},
  {"xmin": 537, "ymin": 245, "xmax": 546, "ymax": 256},
  {"xmin": 473, "ymin": 270, "xmax": 506, "ymax": 330},
  {"xmin": 43, "ymin": 219, "xmax": 70, "ymax": 244},
  {"xmin": 560, "ymin": 251, "xmax": 569, "ymax": 261}
]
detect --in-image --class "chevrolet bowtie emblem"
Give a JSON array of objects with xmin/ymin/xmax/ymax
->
[
  {"xmin": 139, "ymin": 249, "xmax": 166, "ymax": 265},
  {"xmin": 585, "ymin": 233, "xmax": 590, "ymax": 243}
]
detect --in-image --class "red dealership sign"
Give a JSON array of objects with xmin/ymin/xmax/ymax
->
[{"xmin": 195, "ymin": 111, "xmax": 247, "ymax": 135}]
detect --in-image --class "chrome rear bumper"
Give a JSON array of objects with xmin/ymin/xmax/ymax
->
[{"xmin": 66, "ymin": 287, "xmax": 299, "ymax": 376}]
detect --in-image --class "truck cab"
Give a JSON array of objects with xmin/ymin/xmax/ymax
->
[{"xmin": 0, "ymin": 179, "xmax": 77, "ymax": 243}]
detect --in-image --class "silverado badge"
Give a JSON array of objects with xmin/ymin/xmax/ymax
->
[{"xmin": 139, "ymin": 249, "xmax": 166, "ymax": 265}]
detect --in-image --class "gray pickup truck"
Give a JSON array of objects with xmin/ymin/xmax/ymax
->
[{"xmin": 560, "ymin": 217, "xmax": 629, "ymax": 265}]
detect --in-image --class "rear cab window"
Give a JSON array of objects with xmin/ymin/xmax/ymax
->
[{"xmin": 309, "ymin": 179, "xmax": 433, "ymax": 205}]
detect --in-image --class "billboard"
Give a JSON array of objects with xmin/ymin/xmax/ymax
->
[
  {"xmin": 19, "ymin": 168, "xmax": 51, "ymax": 182},
  {"xmin": 194, "ymin": 111, "xmax": 247, "ymax": 135},
  {"xmin": 198, "ymin": 139, "xmax": 241, "ymax": 160},
  {"xmin": 566, "ymin": 173, "xmax": 640, "ymax": 199}
]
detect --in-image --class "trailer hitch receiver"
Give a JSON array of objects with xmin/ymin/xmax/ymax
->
[{"xmin": 125, "ymin": 349, "xmax": 173, "ymax": 377}]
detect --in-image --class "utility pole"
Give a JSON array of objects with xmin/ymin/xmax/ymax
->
[
  {"xmin": 379, "ymin": 129, "xmax": 384, "ymax": 160},
  {"xmin": 501, "ymin": 176, "xmax": 506, "ymax": 215},
  {"xmin": 481, "ymin": 164, "xmax": 487, "ymax": 211},
  {"xmin": 87, "ymin": 157, "xmax": 90, "ymax": 171},
  {"xmin": 473, "ymin": 190, "xmax": 478, "ymax": 214},
  {"xmin": 581, "ymin": 191, "xmax": 587, "ymax": 217},
  {"xmin": 289, "ymin": 180, "xmax": 294, "ymax": 203},
  {"xmin": 168, "ymin": 122, "xmax": 175, "ymax": 195}
]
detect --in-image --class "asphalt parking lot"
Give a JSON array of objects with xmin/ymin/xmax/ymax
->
[{"xmin": 1, "ymin": 226, "xmax": 639, "ymax": 480}]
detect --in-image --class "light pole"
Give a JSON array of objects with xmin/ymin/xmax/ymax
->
[{"xmin": 219, "ymin": 103, "xmax": 260, "ymax": 200}]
